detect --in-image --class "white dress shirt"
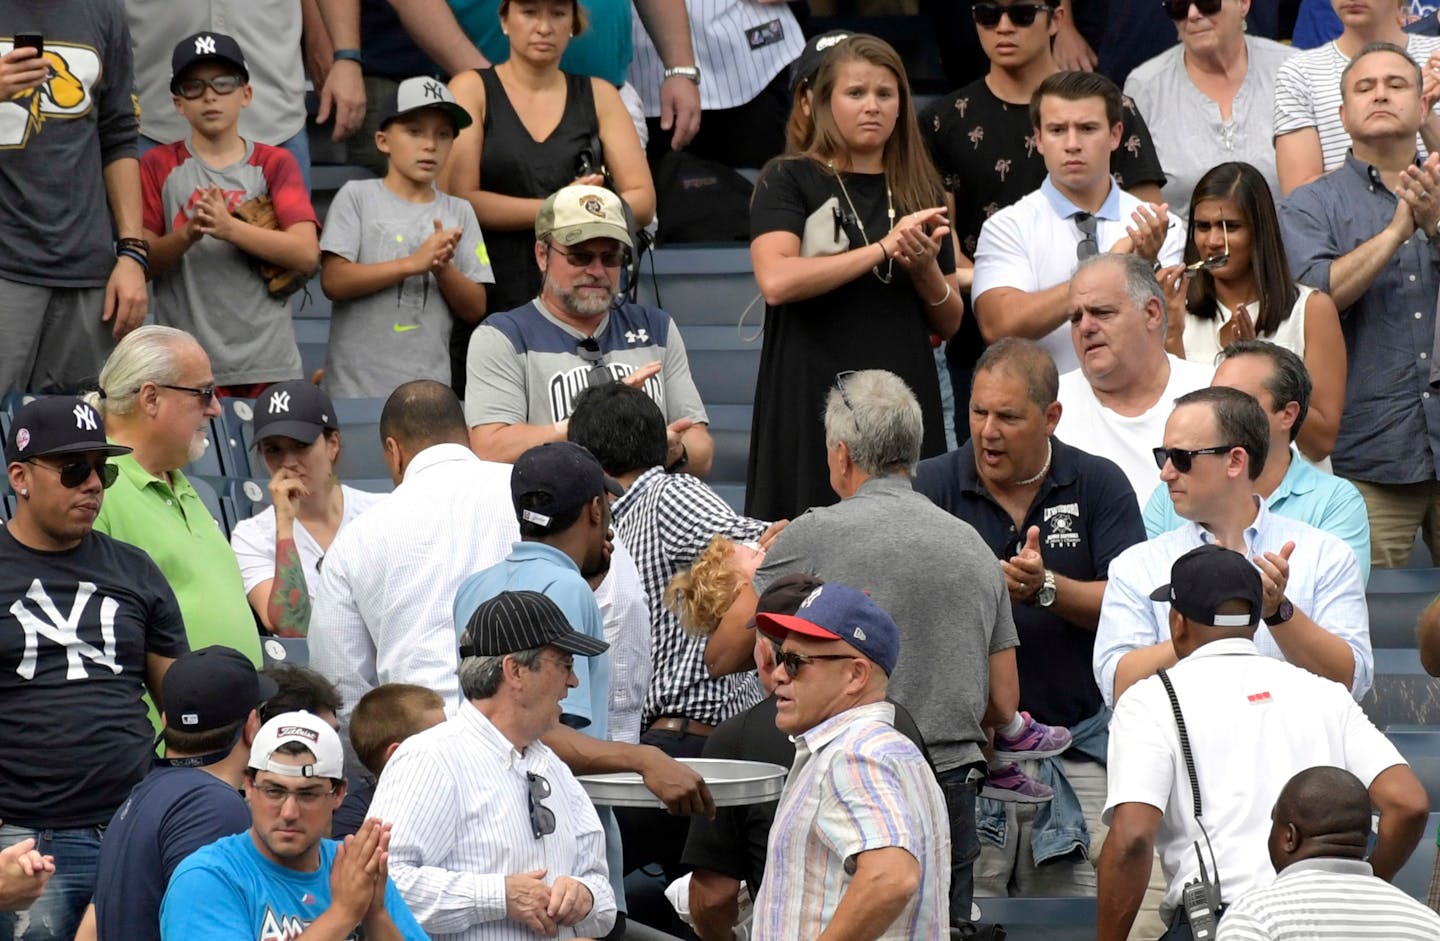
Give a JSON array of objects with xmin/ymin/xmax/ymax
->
[
  {"xmin": 1094, "ymin": 498, "xmax": 1373, "ymax": 709},
  {"xmin": 308, "ymin": 444, "xmax": 519, "ymax": 719},
  {"xmin": 593, "ymin": 535, "xmax": 652, "ymax": 744},
  {"xmin": 369, "ymin": 701, "xmax": 617, "ymax": 940},
  {"xmin": 1104, "ymin": 638, "xmax": 1404, "ymax": 920}
]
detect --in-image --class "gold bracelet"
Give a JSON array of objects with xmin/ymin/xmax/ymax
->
[{"xmin": 927, "ymin": 283, "xmax": 953, "ymax": 307}]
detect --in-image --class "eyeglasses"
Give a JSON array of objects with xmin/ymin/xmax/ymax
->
[
  {"xmin": 551, "ymin": 245, "xmax": 625, "ymax": 268},
  {"xmin": 251, "ymin": 783, "xmax": 337, "ymax": 808},
  {"xmin": 1151, "ymin": 444, "xmax": 1238, "ymax": 473},
  {"xmin": 1162, "ymin": 0, "xmax": 1222, "ymax": 20},
  {"xmin": 834, "ymin": 370, "xmax": 857, "ymax": 412},
  {"xmin": 1074, "ymin": 212, "xmax": 1099, "ymax": 262},
  {"xmin": 576, "ymin": 337, "xmax": 613, "ymax": 388},
  {"xmin": 973, "ymin": 1, "xmax": 1051, "ymax": 27},
  {"xmin": 174, "ymin": 74, "xmax": 246, "ymax": 99},
  {"xmin": 527, "ymin": 772, "xmax": 556, "ymax": 839},
  {"xmin": 537, "ymin": 653, "xmax": 575, "ymax": 674},
  {"xmin": 26, "ymin": 459, "xmax": 118, "ymax": 489},
  {"xmin": 1185, "ymin": 218, "xmax": 1231, "ymax": 278},
  {"xmin": 777, "ymin": 650, "xmax": 859, "ymax": 680},
  {"xmin": 149, "ymin": 383, "xmax": 218, "ymax": 403}
]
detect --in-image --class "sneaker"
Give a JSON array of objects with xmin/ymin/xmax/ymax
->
[
  {"xmin": 979, "ymin": 762, "xmax": 1054, "ymax": 804},
  {"xmin": 993, "ymin": 712, "xmax": 1072, "ymax": 761}
]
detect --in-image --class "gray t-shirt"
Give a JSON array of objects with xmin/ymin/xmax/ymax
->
[
  {"xmin": 463, "ymin": 299, "xmax": 708, "ymax": 427},
  {"xmin": 755, "ymin": 475, "xmax": 1018, "ymax": 773},
  {"xmin": 320, "ymin": 179, "xmax": 493, "ymax": 398}
]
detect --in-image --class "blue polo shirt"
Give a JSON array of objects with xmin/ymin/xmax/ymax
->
[
  {"xmin": 913, "ymin": 437, "xmax": 1145, "ymax": 728},
  {"xmin": 1141, "ymin": 446, "xmax": 1372, "ymax": 585}
]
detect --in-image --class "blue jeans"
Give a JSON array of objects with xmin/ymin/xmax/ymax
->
[
  {"xmin": 139, "ymin": 126, "xmax": 312, "ymax": 194},
  {"xmin": 0, "ymin": 824, "xmax": 103, "ymax": 941},
  {"xmin": 935, "ymin": 763, "xmax": 983, "ymax": 928}
]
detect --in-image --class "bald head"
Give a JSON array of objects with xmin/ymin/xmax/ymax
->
[
  {"xmin": 379, "ymin": 380, "xmax": 468, "ymax": 452},
  {"xmin": 1268, "ymin": 767, "xmax": 1372, "ymax": 871}
]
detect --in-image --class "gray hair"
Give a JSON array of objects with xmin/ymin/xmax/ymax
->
[
  {"xmin": 823, "ymin": 369, "xmax": 923, "ymax": 477},
  {"xmin": 84, "ymin": 325, "xmax": 194, "ymax": 417},
  {"xmin": 458, "ymin": 647, "xmax": 544, "ymax": 700},
  {"xmin": 1340, "ymin": 41, "xmax": 1420, "ymax": 101},
  {"xmin": 1073, "ymin": 252, "xmax": 1166, "ymax": 331}
]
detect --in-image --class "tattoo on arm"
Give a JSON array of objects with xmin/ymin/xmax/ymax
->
[{"xmin": 266, "ymin": 537, "xmax": 312, "ymax": 637}]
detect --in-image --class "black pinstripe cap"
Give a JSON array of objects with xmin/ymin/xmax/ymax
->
[{"xmin": 459, "ymin": 590, "xmax": 610, "ymax": 658}]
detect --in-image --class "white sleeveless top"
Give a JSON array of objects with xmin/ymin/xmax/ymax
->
[{"xmin": 1181, "ymin": 284, "xmax": 1314, "ymax": 367}]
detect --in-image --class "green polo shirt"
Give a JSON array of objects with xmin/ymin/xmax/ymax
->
[{"xmin": 94, "ymin": 454, "xmax": 261, "ymax": 667}]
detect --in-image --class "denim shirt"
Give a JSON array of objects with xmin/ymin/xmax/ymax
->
[{"xmin": 975, "ymin": 706, "xmax": 1110, "ymax": 864}]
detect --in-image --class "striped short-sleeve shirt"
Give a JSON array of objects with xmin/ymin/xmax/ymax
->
[
  {"xmin": 1216, "ymin": 858, "xmax": 1440, "ymax": 940},
  {"xmin": 750, "ymin": 702, "xmax": 950, "ymax": 940}
]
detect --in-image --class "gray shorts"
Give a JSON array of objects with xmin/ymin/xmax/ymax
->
[{"xmin": 0, "ymin": 277, "xmax": 113, "ymax": 395}]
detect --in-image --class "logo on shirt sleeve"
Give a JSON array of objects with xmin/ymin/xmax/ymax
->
[{"xmin": 0, "ymin": 42, "xmax": 100, "ymax": 149}]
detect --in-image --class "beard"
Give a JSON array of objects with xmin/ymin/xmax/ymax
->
[
  {"xmin": 187, "ymin": 428, "xmax": 211, "ymax": 464},
  {"xmin": 548, "ymin": 272, "xmax": 617, "ymax": 318}
]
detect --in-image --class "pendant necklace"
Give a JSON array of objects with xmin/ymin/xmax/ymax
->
[{"xmin": 830, "ymin": 161, "xmax": 894, "ymax": 284}]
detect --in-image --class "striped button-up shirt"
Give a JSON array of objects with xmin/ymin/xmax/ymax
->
[
  {"xmin": 369, "ymin": 700, "xmax": 617, "ymax": 940},
  {"xmin": 1216, "ymin": 858, "xmax": 1440, "ymax": 940},
  {"xmin": 751, "ymin": 702, "xmax": 950, "ymax": 940}
]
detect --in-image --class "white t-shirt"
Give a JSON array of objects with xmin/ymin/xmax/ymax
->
[
  {"xmin": 230, "ymin": 484, "xmax": 387, "ymax": 596},
  {"xmin": 1104, "ymin": 638, "xmax": 1405, "ymax": 920},
  {"xmin": 1055, "ymin": 354, "xmax": 1215, "ymax": 505}
]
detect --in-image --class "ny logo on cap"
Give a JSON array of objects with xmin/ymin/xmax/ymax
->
[
  {"xmin": 73, "ymin": 404, "xmax": 97, "ymax": 431},
  {"xmin": 195, "ymin": 35, "xmax": 217, "ymax": 55},
  {"xmin": 422, "ymin": 79, "xmax": 444, "ymax": 100},
  {"xmin": 267, "ymin": 391, "xmax": 291, "ymax": 414},
  {"xmin": 817, "ymin": 33, "xmax": 849, "ymax": 52},
  {"xmin": 800, "ymin": 586, "xmax": 823, "ymax": 609}
]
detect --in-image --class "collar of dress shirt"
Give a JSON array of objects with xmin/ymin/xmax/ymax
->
[
  {"xmin": 402, "ymin": 441, "xmax": 479, "ymax": 485},
  {"xmin": 1040, "ymin": 174, "xmax": 1122, "ymax": 222},
  {"xmin": 1184, "ymin": 493, "xmax": 1268, "ymax": 553},
  {"xmin": 793, "ymin": 700, "xmax": 897, "ymax": 754}
]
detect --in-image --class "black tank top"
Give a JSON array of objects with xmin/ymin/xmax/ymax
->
[{"xmin": 478, "ymin": 68, "xmax": 599, "ymax": 315}]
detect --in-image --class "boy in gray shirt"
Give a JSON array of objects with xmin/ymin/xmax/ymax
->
[{"xmin": 320, "ymin": 77, "xmax": 493, "ymax": 399}]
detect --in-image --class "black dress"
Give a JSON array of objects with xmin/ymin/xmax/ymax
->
[
  {"xmin": 449, "ymin": 68, "xmax": 599, "ymax": 396},
  {"xmin": 745, "ymin": 157, "xmax": 951, "ymax": 522}
]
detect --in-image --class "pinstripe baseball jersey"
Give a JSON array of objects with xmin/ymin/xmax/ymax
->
[{"xmin": 626, "ymin": 0, "xmax": 804, "ymax": 115}]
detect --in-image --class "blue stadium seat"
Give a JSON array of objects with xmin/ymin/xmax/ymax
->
[
  {"xmin": 1393, "ymin": 812, "xmax": 1440, "ymax": 903},
  {"xmin": 346, "ymin": 477, "xmax": 396, "ymax": 494},
  {"xmin": 331, "ymin": 398, "xmax": 390, "ymax": 480},
  {"xmin": 1367, "ymin": 568, "xmax": 1440, "ymax": 648},
  {"xmin": 969, "ymin": 897, "xmax": 1096, "ymax": 941},
  {"xmin": 633, "ymin": 247, "xmax": 759, "ymax": 328},
  {"xmin": 1362, "ymin": 649, "xmax": 1440, "ymax": 727},
  {"xmin": 711, "ymin": 483, "xmax": 745, "ymax": 515},
  {"xmin": 216, "ymin": 397, "xmax": 259, "ymax": 478},
  {"xmin": 1386, "ymin": 728, "xmax": 1440, "ymax": 808},
  {"xmin": 294, "ymin": 319, "xmax": 330, "ymax": 380},
  {"xmin": 188, "ymin": 475, "xmax": 229, "ymax": 538},
  {"xmin": 0, "ymin": 490, "xmax": 13, "ymax": 522}
]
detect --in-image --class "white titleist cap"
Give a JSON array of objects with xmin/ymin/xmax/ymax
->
[{"xmin": 248, "ymin": 711, "xmax": 344, "ymax": 779}]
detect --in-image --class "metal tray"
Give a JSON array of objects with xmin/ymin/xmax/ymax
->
[{"xmin": 578, "ymin": 758, "xmax": 788, "ymax": 808}]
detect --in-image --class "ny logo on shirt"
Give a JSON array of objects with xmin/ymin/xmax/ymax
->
[{"xmin": 10, "ymin": 579, "xmax": 121, "ymax": 681}]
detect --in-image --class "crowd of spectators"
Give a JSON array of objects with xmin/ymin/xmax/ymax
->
[{"xmin": 11, "ymin": 2, "xmax": 1440, "ymax": 940}]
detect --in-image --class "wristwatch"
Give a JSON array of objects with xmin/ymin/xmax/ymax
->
[
  {"xmin": 1034, "ymin": 570, "xmax": 1057, "ymax": 608},
  {"xmin": 663, "ymin": 65, "xmax": 702, "ymax": 86},
  {"xmin": 1269, "ymin": 597, "xmax": 1295, "ymax": 625},
  {"xmin": 332, "ymin": 48, "xmax": 363, "ymax": 66}
]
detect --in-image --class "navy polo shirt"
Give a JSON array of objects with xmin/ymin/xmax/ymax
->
[{"xmin": 913, "ymin": 437, "xmax": 1145, "ymax": 728}]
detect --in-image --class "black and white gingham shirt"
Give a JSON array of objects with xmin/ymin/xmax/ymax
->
[{"xmin": 611, "ymin": 466, "xmax": 768, "ymax": 727}]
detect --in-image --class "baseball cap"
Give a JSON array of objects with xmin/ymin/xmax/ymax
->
[
  {"xmin": 511, "ymin": 442, "xmax": 621, "ymax": 531},
  {"xmin": 378, "ymin": 75, "xmax": 473, "ymax": 131},
  {"xmin": 757, "ymin": 582, "xmax": 900, "ymax": 675},
  {"xmin": 163, "ymin": 646, "xmax": 279, "ymax": 733},
  {"xmin": 459, "ymin": 590, "xmax": 610, "ymax": 658},
  {"xmin": 251, "ymin": 381, "xmax": 338, "ymax": 446},
  {"xmin": 748, "ymin": 573, "xmax": 827, "ymax": 629},
  {"xmin": 1149, "ymin": 544, "xmax": 1263, "ymax": 628},
  {"xmin": 249, "ymin": 711, "xmax": 345, "ymax": 779},
  {"xmin": 790, "ymin": 30, "xmax": 853, "ymax": 93},
  {"xmin": 5, "ymin": 397, "xmax": 131, "ymax": 464},
  {"xmin": 535, "ymin": 185, "xmax": 633, "ymax": 249},
  {"xmin": 170, "ymin": 32, "xmax": 249, "ymax": 93}
]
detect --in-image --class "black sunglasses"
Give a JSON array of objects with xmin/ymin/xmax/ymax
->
[
  {"xmin": 1161, "ymin": 0, "xmax": 1222, "ymax": 20},
  {"xmin": 174, "ymin": 75, "xmax": 246, "ymax": 100},
  {"xmin": 552, "ymin": 245, "xmax": 626, "ymax": 268},
  {"xmin": 834, "ymin": 370, "xmax": 857, "ymax": 412},
  {"xmin": 1151, "ymin": 445, "xmax": 1238, "ymax": 473},
  {"xmin": 973, "ymin": 1, "xmax": 1051, "ymax": 28},
  {"xmin": 27, "ymin": 458, "xmax": 119, "ymax": 490},
  {"xmin": 777, "ymin": 650, "xmax": 859, "ymax": 680},
  {"xmin": 526, "ymin": 771, "xmax": 556, "ymax": 839},
  {"xmin": 576, "ymin": 338, "xmax": 613, "ymax": 388}
]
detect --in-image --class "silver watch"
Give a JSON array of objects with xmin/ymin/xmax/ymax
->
[
  {"xmin": 663, "ymin": 65, "xmax": 702, "ymax": 86},
  {"xmin": 1034, "ymin": 570, "xmax": 1057, "ymax": 608}
]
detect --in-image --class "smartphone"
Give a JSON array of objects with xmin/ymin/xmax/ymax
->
[{"xmin": 13, "ymin": 33, "xmax": 42, "ymax": 57}]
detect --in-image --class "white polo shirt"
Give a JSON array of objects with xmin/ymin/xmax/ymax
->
[
  {"xmin": 1104, "ymin": 638, "xmax": 1405, "ymax": 921},
  {"xmin": 972, "ymin": 177, "xmax": 1185, "ymax": 373}
]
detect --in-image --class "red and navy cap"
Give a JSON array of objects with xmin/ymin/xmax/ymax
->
[{"xmin": 757, "ymin": 582, "xmax": 900, "ymax": 675}]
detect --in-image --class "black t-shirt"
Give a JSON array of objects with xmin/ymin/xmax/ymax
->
[
  {"xmin": 361, "ymin": 0, "xmax": 437, "ymax": 80},
  {"xmin": 912, "ymin": 438, "xmax": 1145, "ymax": 728},
  {"xmin": 680, "ymin": 695, "xmax": 929, "ymax": 889},
  {"xmin": 0, "ymin": 527, "xmax": 189, "ymax": 827},
  {"xmin": 92, "ymin": 764, "xmax": 250, "ymax": 941}
]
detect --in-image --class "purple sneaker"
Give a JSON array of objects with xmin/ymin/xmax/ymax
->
[
  {"xmin": 980, "ymin": 762, "xmax": 1054, "ymax": 804},
  {"xmin": 993, "ymin": 712, "xmax": 1073, "ymax": 761}
]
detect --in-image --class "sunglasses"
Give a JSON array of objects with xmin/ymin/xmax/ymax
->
[
  {"xmin": 1151, "ymin": 444, "xmax": 1238, "ymax": 473},
  {"xmin": 552, "ymin": 245, "xmax": 625, "ymax": 268},
  {"xmin": 527, "ymin": 771, "xmax": 556, "ymax": 839},
  {"xmin": 973, "ymin": 1, "xmax": 1051, "ymax": 28},
  {"xmin": 174, "ymin": 74, "xmax": 246, "ymax": 99},
  {"xmin": 1162, "ymin": 0, "xmax": 1222, "ymax": 20},
  {"xmin": 834, "ymin": 370, "xmax": 857, "ymax": 412},
  {"xmin": 1075, "ymin": 212, "xmax": 1099, "ymax": 262},
  {"xmin": 27, "ymin": 459, "xmax": 118, "ymax": 490},
  {"xmin": 576, "ymin": 337, "xmax": 613, "ymax": 388},
  {"xmin": 1185, "ymin": 218, "xmax": 1231, "ymax": 278},
  {"xmin": 138, "ymin": 383, "xmax": 218, "ymax": 404},
  {"xmin": 777, "ymin": 650, "xmax": 859, "ymax": 680}
]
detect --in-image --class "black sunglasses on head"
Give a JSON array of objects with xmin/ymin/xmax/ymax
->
[
  {"xmin": 972, "ymin": 1, "xmax": 1051, "ymax": 28},
  {"xmin": 27, "ymin": 458, "xmax": 118, "ymax": 489},
  {"xmin": 1161, "ymin": 0, "xmax": 1222, "ymax": 20},
  {"xmin": 1151, "ymin": 445, "xmax": 1238, "ymax": 473}
]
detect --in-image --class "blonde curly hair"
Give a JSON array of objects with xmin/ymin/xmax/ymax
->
[{"xmin": 664, "ymin": 535, "xmax": 746, "ymax": 638}]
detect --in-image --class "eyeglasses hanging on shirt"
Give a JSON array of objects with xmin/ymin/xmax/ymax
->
[
  {"xmin": 576, "ymin": 337, "xmax": 614, "ymax": 388},
  {"xmin": 1074, "ymin": 212, "xmax": 1099, "ymax": 262}
]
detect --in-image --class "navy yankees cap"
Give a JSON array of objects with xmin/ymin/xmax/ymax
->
[
  {"xmin": 252, "ymin": 381, "xmax": 337, "ymax": 446},
  {"xmin": 170, "ymin": 32, "xmax": 249, "ymax": 92},
  {"xmin": 790, "ymin": 30, "xmax": 853, "ymax": 93},
  {"xmin": 5, "ymin": 397, "xmax": 131, "ymax": 464},
  {"xmin": 1149, "ymin": 544, "xmax": 1263, "ymax": 628},
  {"xmin": 459, "ymin": 590, "xmax": 609, "ymax": 658}
]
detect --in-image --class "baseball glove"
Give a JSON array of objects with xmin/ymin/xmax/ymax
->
[{"xmin": 232, "ymin": 194, "xmax": 311, "ymax": 300}]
